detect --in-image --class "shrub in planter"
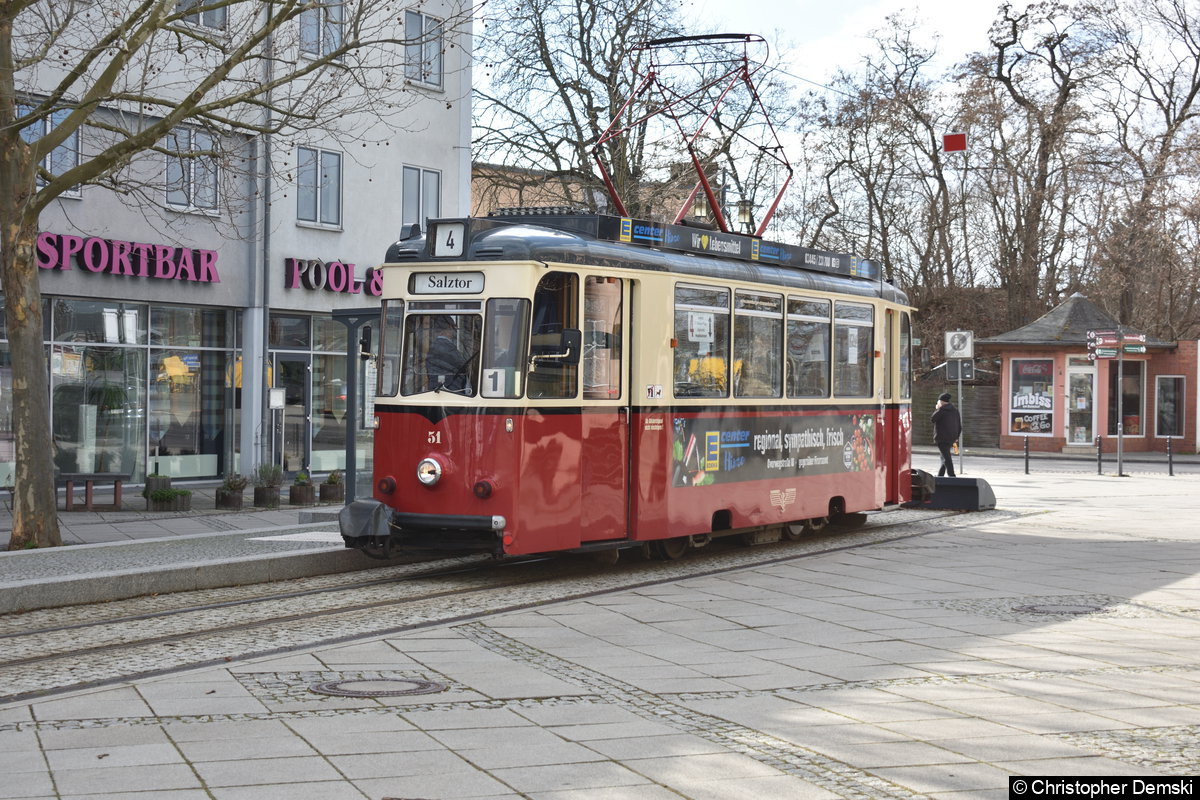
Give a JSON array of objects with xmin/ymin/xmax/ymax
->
[
  {"xmin": 253, "ymin": 463, "xmax": 283, "ymax": 508},
  {"xmin": 148, "ymin": 487, "xmax": 192, "ymax": 512},
  {"xmin": 320, "ymin": 469, "xmax": 345, "ymax": 503},
  {"xmin": 142, "ymin": 473, "xmax": 172, "ymax": 505},
  {"xmin": 216, "ymin": 473, "xmax": 247, "ymax": 510},
  {"xmin": 289, "ymin": 468, "xmax": 315, "ymax": 506}
]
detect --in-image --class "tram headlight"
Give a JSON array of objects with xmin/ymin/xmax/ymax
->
[{"xmin": 416, "ymin": 458, "xmax": 443, "ymax": 486}]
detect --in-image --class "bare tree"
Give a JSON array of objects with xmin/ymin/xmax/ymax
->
[{"xmin": 1, "ymin": 0, "xmax": 471, "ymax": 549}]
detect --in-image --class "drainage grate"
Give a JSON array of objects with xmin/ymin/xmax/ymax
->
[
  {"xmin": 309, "ymin": 678, "xmax": 446, "ymax": 698},
  {"xmin": 1012, "ymin": 603, "xmax": 1105, "ymax": 616}
]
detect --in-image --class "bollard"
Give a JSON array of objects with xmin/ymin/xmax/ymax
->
[
  {"xmin": 1168, "ymin": 436, "xmax": 1174, "ymax": 477},
  {"xmin": 1024, "ymin": 435, "xmax": 1030, "ymax": 474},
  {"xmin": 1096, "ymin": 435, "xmax": 1103, "ymax": 475}
]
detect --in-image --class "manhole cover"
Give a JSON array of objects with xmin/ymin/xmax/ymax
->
[
  {"xmin": 1013, "ymin": 603, "xmax": 1105, "ymax": 616},
  {"xmin": 309, "ymin": 678, "xmax": 446, "ymax": 697}
]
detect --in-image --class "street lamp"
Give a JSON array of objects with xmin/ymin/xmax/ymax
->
[{"xmin": 736, "ymin": 198, "xmax": 755, "ymax": 234}]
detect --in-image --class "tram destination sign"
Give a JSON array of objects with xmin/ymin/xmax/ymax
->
[{"xmin": 595, "ymin": 216, "xmax": 880, "ymax": 281}]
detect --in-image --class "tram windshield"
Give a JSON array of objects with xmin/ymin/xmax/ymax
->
[{"xmin": 400, "ymin": 311, "xmax": 483, "ymax": 395}]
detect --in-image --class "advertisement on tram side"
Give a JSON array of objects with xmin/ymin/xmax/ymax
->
[{"xmin": 671, "ymin": 413, "xmax": 876, "ymax": 487}]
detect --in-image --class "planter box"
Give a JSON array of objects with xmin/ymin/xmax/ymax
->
[
  {"xmin": 289, "ymin": 484, "xmax": 316, "ymax": 506},
  {"xmin": 253, "ymin": 486, "xmax": 280, "ymax": 508},
  {"xmin": 144, "ymin": 475, "xmax": 172, "ymax": 509},
  {"xmin": 148, "ymin": 494, "xmax": 191, "ymax": 512},
  {"xmin": 215, "ymin": 488, "xmax": 244, "ymax": 510},
  {"xmin": 319, "ymin": 483, "xmax": 345, "ymax": 503}
]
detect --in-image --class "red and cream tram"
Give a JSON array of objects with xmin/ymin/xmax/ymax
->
[{"xmin": 340, "ymin": 209, "xmax": 915, "ymax": 560}]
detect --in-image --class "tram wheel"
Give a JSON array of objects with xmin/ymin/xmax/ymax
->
[
  {"xmin": 782, "ymin": 523, "xmax": 806, "ymax": 541},
  {"xmin": 804, "ymin": 516, "xmax": 830, "ymax": 534},
  {"xmin": 588, "ymin": 548, "xmax": 621, "ymax": 566},
  {"xmin": 652, "ymin": 537, "xmax": 690, "ymax": 560}
]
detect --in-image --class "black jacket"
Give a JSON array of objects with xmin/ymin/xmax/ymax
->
[{"xmin": 931, "ymin": 402, "xmax": 962, "ymax": 444}]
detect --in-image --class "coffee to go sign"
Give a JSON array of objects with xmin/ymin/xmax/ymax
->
[{"xmin": 285, "ymin": 258, "xmax": 382, "ymax": 296}]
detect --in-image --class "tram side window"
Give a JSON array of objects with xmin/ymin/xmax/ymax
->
[
  {"xmin": 786, "ymin": 297, "xmax": 830, "ymax": 398},
  {"xmin": 379, "ymin": 301, "xmax": 404, "ymax": 396},
  {"xmin": 481, "ymin": 298, "xmax": 530, "ymax": 399},
  {"xmin": 527, "ymin": 272, "xmax": 579, "ymax": 399},
  {"xmin": 400, "ymin": 312, "xmax": 482, "ymax": 396},
  {"xmin": 834, "ymin": 301, "xmax": 874, "ymax": 398},
  {"xmin": 674, "ymin": 285, "xmax": 730, "ymax": 398},
  {"xmin": 733, "ymin": 292, "xmax": 782, "ymax": 398},
  {"xmin": 900, "ymin": 311, "xmax": 912, "ymax": 399},
  {"xmin": 584, "ymin": 276, "xmax": 622, "ymax": 400}
]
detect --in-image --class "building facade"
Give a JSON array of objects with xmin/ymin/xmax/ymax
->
[
  {"xmin": 978, "ymin": 294, "xmax": 1198, "ymax": 455},
  {"xmin": 1, "ymin": 3, "xmax": 473, "ymax": 492}
]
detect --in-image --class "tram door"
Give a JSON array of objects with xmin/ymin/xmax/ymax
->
[{"xmin": 579, "ymin": 275, "xmax": 629, "ymax": 541}]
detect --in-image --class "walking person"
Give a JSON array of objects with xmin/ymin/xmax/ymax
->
[{"xmin": 932, "ymin": 392, "xmax": 962, "ymax": 477}]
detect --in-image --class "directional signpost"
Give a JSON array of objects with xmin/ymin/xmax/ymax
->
[
  {"xmin": 1087, "ymin": 328, "xmax": 1149, "ymax": 476},
  {"xmin": 945, "ymin": 330, "xmax": 974, "ymax": 474}
]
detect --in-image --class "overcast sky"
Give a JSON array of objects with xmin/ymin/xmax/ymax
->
[{"xmin": 685, "ymin": 0, "xmax": 1010, "ymax": 88}]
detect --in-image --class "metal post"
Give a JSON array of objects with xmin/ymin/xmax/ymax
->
[
  {"xmin": 1024, "ymin": 435, "xmax": 1030, "ymax": 474},
  {"xmin": 1168, "ymin": 436, "xmax": 1174, "ymax": 477},
  {"xmin": 332, "ymin": 307, "xmax": 382, "ymax": 504},
  {"xmin": 957, "ymin": 371, "xmax": 965, "ymax": 475},
  {"xmin": 1116, "ymin": 329, "xmax": 1126, "ymax": 477},
  {"xmin": 1096, "ymin": 435, "xmax": 1103, "ymax": 475}
]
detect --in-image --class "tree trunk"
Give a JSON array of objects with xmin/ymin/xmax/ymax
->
[{"xmin": 1, "ymin": 217, "xmax": 61, "ymax": 549}]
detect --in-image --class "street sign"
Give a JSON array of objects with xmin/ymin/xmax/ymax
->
[
  {"xmin": 943, "ymin": 132, "xmax": 967, "ymax": 152},
  {"xmin": 945, "ymin": 330, "xmax": 974, "ymax": 359},
  {"xmin": 1122, "ymin": 333, "xmax": 1147, "ymax": 343},
  {"xmin": 1123, "ymin": 344, "xmax": 1146, "ymax": 354},
  {"xmin": 1089, "ymin": 334, "xmax": 1121, "ymax": 347},
  {"xmin": 1094, "ymin": 347, "xmax": 1119, "ymax": 358}
]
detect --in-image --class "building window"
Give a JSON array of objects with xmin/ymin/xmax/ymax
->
[
  {"xmin": 402, "ymin": 166, "xmax": 440, "ymax": 228},
  {"xmin": 1156, "ymin": 375, "xmax": 1184, "ymax": 438},
  {"xmin": 1107, "ymin": 360, "xmax": 1144, "ymax": 436},
  {"xmin": 18, "ymin": 104, "xmax": 79, "ymax": 193},
  {"xmin": 405, "ymin": 10, "xmax": 443, "ymax": 88},
  {"xmin": 177, "ymin": 0, "xmax": 226, "ymax": 29},
  {"xmin": 1010, "ymin": 358, "xmax": 1054, "ymax": 435},
  {"xmin": 297, "ymin": 147, "xmax": 341, "ymax": 226},
  {"xmin": 300, "ymin": 1, "xmax": 343, "ymax": 57},
  {"xmin": 165, "ymin": 127, "xmax": 218, "ymax": 211}
]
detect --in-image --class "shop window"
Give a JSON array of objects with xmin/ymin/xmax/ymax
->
[
  {"xmin": 1107, "ymin": 361, "xmax": 1144, "ymax": 436},
  {"xmin": 786, "ymin": 297, "xmax": 830, "ymax": 398},
  {"xmin": 297, "ymin": 147, "xmax": 342, "ymax": 226},
  {"xmin": 269, "ymin": 314, "xmax": 311, "ymax": 350},
  {"xmin": 177, "ymin": 0, "xmax": 226, "ymax": 29},
  {"xmin": 527, "ymin": 272, "xmax": 579, "ymax": 399},
  {"xmin": 674, "ymin": 284, "xmax": 730, "ymax": 398},
  {"xmin": 583, "ymin": 277, "xmax": 622, "ymax": 400},
  {"xmin": 834, "ymin": 301, "xmax": 873, "ymax": 397},
  {"xmin": 313, "ymin": 316, "xmax": 348, "ymax": 353},
  {"xmin": 300, "ymin": 1, "xmax": 343, "ymax": 57},
  {"xmin": 52, "ymin": 299, "xmax": 146, "ymax": 345},
  {"xmin": 18, "ymin": 103, "xmax": 79, "ymax": 194},
  {"xmin": 165, "ymin": 127, "xmax": 218, "ymax": 212},
  {"xmin": 52, "ymin": 348, "xmax": 147, "ymax": 476},
  {"xmin": 1010, "ymin": 358, "xmax": 1055, "ymax": 435},
  {"xmin": 733, "ymin": 292, "xmax": 782, "ymax": 398},
  {"xmin": 402, "ymin": 166, "xmax": 441, "ymax": 229},
  {"xmin": 1156, "ymin": 375, "xmax": 1184, "ymax": 438},
  {"xmin": 405, "ymin": 10, "xmax": 444, "ymax": 88}
]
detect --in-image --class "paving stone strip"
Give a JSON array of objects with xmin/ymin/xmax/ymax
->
[
  {"xmin": 454, "ymin": 621, "xmax": 927, "ymax": 800},
  {"xmin": 1053, "ymin": 725, "xmax": 1200, "ymax": 773}
]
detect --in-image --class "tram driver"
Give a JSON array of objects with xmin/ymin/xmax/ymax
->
[{"xmin": 425, "ymin": 315, "xmax": 471, "ymax": 392}]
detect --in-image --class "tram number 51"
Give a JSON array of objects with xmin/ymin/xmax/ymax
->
[{"xmin": 427, "ymin": 431, "xmax": 442, "ymax": 444}]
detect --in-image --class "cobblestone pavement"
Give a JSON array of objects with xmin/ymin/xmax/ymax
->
[{"xmin": 1, "ymin": 468, "xmax": 1199, "ymax": 799}]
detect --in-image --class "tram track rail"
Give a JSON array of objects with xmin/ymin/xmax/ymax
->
[{"xmin": 0, "ymin": 508, "xmax": 999, "ymax": 705}]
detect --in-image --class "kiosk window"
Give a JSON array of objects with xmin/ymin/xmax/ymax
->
[{"xmin": 1156, "ymin": 376, "xmax": 1184, "ymax": 437}]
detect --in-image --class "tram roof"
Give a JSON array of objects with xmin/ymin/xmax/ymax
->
[{"xmin": 385, "ymin": 210, "xmax": 909, "ymax": 306}]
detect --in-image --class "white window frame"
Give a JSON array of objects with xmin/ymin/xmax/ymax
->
[
  {"xmin": 165, "ymin": 127, "xmax": 219, "ymax": 213},
  {"xmin": 297, "ymin": 146, "xmax": 343, "ymax": 227},
  {"xmin": 177, "ymin": 0, "xmax": 227, "ymax": 30},
  {"xmin": 1155, "ymin": 374, "xmax": 1186, "ymax": 439},
  {"xmin": 404, "ymin": 9, "xmax": 444, "ymax": 89},
  {"xmin": 18, "ymin": 104, "xmax": 80, "ymax": 197},
  {"xmin": 300, "ymin": 1, "xmax": 344, "ymax": 58},
  {"xmin": 402, "ymin": 166, "xmax": 441, "ymax": 229}
]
